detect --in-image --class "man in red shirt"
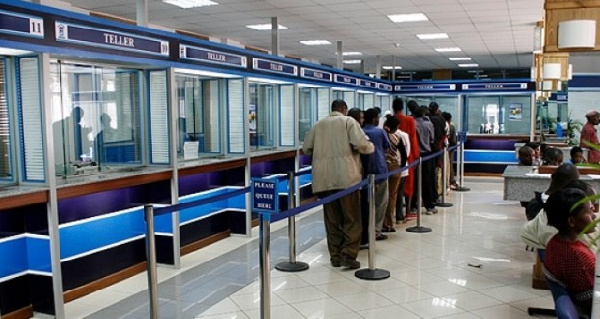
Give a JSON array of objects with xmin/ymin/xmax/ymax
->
[
  {"xmin": 580, "ymin": 110, "xmax": 600, "ymax": 163},
  {"xmin": 392, "ymin": 99, "xmax": 420, "ymax": 219}
]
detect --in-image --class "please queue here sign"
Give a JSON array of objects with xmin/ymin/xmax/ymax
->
[{"xmin": 251, "ymin": 178, "xmax": 279, "ymax": 214}]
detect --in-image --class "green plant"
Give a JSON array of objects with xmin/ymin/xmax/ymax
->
[{"xmin": 566, "ymin": 112, "xmax": 582, "ymax": 146}]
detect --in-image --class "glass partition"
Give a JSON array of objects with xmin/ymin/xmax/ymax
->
[
  {"xmin": 175, "ymin": 74, "xmax": 222, "ymax": 160},
  {"xmin": 299, "ymin": 87, "xmax": 315, "ymax": 143},
  {"xmin": 333, "ymin": 89, "xmax": 356, "ymax": 109},
  {"xmin": 50, "ymin": 61, "xmax": 142, "ymax": 176},
  {"xmin": 401, "ymin": 95, "xmax": 460, "ymax": 128},
  {"xmin": 19, "ymin": 57, "xmax": 45, "ymax": 182},
  {"xmin": 465, "ymin": 94, "xmax": 532, "ymax": 134},
  {"xmin": 376, "ymin": 94, "xmax": 391, "ymax": 113},
  {"xmin": 249, "ymin": 82, "xmax": 275, "ymax": 150},
  {"xmin": 358, "ymin": 92, "xmax": 374, "ymax": 110}
]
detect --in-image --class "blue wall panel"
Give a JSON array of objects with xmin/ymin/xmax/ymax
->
[
  {"xmin": 26, "ymin": 236, "xmax": 50, "ymax": 273},
  {"xmin": 0, "ymin": 237, "xmax": 28, "ymax": 278}
]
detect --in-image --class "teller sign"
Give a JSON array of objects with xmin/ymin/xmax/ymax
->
[{"xmin": 251, "ymin": 178, "xmax": 279, "ymax": 214}]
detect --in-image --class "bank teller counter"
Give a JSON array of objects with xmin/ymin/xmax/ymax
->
[
  {"xmin": 396, "ymin": 94, "xmax": 461, "ymax": 130},
  {"xmin": 298, "ymin": 84, "xmax": 331, "ymax": 143},
  {"xmin": 462, "ymin": 83, "xmax": 535, "ymax": 174}
]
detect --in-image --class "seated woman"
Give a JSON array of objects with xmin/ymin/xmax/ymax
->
[
  {"xmin": 544, "ymin": 187, "xmax": 597, "ymax": 315},
  {"xmin": 543, "ymin": 147, "xmax": 563, "ymax": 166}
]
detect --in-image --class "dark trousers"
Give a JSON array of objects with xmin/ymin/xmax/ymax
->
[
  {"xmin": 420, "ymin": 153, "xmax": 436, "ymax": 209},
  {"xmin": 396, "ymin": 176, "xmax": 407, "ymax": 220},
  {"xmin": 318, "ymin": 190, "xmax": 362, "ymax": 261}
]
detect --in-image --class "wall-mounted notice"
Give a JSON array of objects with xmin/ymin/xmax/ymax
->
[
  {"xmin": 334, "ymin": 74, "xmax": 358, "ymax": 86},
  {"xmin": 55, "ymin": 21, "xmax": 170, "ymax": 57},
  {"xmin": 251, "ymin": 178, "xmax": 279, "ymax": 214},
  {"xmin": 0, "ymin": 9, "xmax": 44, "ymax": 38},
  {"xmin": 509, "ymin": 103, "xmax": 522, "ymax": 121},
  {"xmin": 253, "ymin": 58, "xmax": 297, "ymax": 76},
  {"xmin": 300, "ymin": 67, "xmax": 332, "ymax": 82},
  {"xmin": 180, "ymin": 45, "xmax": 247, "ymax": 68}
]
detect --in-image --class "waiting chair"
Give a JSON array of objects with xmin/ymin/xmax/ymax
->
[{"xmin": 527, "ymin": 250, "xmax": 584, "ymax": 319}]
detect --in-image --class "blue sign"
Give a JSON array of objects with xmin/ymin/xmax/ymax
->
[
  {"xmin": 378, "ymin": 83, "xmax": 392, "ymax": 91},
  {"xmin": 301, "ymin": 67, "xmax": 332, "ymax": 82},
  {"xmin": 359, "ymin": 79, "xmax": 378, "ymax": 89},
  {"xmin": 461, "ymin": 83, "xmax": 528, "ymax": 91},
  {"xmin": 251, "ymin": 178, "xmax": 279, "ymax": 213},
  {"xmin": 180, "ymin": 45, "xmax": 247, "ymax": 68},
  {"xmin": 55, "ymin": 22, "xmax": 170, "ymax": 57},
  {"xmin": 253, "ymin": 58, "xmax": 297, "ymax": 76},
  {"xmin": 395, "ymin": 84, "xmax": 456, "ymax": 92},
  {"xmin": 334, "ymin": 74, "xmax": 358, "ymax": 86},
  {"xmin": 0, "ymin": 9, "xmax": 44, "ymax": 38}
]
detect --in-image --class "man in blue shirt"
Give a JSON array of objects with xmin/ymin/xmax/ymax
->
[{"xmin": 361, "ymin": 108, "xmax": 390, "ymax": 241}]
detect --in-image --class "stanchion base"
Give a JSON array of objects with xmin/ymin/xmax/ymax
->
[
  {"xmin": 275, "ymin": 261, "xmax": 310, "ymax": 272},
  {"xmin": 435, "ymin": 202, "xmax": 453, "ymax": 207},
  {"xmin": 406, "ymin": 226, "xmax": 432, "ymax": 233},
  {"xmin": 354, "ymin": 268, "xmax": 390, "ymax": 280},
  {"xmin": 453, "ymin": 186, "xmax": 470, "ymax": 192}
]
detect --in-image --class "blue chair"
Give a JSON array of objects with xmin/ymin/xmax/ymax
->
[{"xmin": 527, "ymin": 250, "xmax": 584, "ymax": 319}]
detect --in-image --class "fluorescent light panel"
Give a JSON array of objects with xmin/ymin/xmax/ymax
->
[
  {"xmin": 299, "ymin": 40, "xmax": 331, "ymax": 45},
  {"xmin": 416, "ymin": 33, "xmax": 448, "ymax": 40},
  {"xmin": 246, "ymin": 24, "xmax": 288, "ymax": 30},
  {"xmin": 343, "ymin": 60, "xmax": 362, "ymax": 64},
  {"xmin": 388, "ymin": 13, "xmax": 428, "ymax": 23},
  {"xmin": 449, "ymin": 57, "xmax": 471, "ymax": 61},
  {"xmin": 435, "ymin": 47, "xmax": 461, "ymax": 52},
  {"xmin": 162, "ymin": 0, "xmax": 218, "ymax": 9},
  {"xmin": 342, "ymin": 51, "xmax": 362, "ymax": 56},
  {"xmin": 383, "ymin": 66, "xmax": 402, "ymax": 70},
  {"xmin": 458, "ymin": 63, "xmax": 479, "ymax": 67}
]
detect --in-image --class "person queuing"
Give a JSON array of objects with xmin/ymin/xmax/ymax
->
[
  {"xmin": 580, "ymin": 110, "xmax": 600, "ymax": 163},
  {"xmin": 382, "ymin": 115, "xmax": 407, "ymax": 231},
  {"xmin": 392, "ymin": 99, "xmax": 419, "ymax": 220},
  {"xmin": 303, "ymin": 100, "xmax": 374, "ymax": 269},
  {"xmin": 360, "ymin": 108, "xmax": 390, "ymax": 242},
  {"xmin": 442, "ymin": 112, "xmax": 458, "ymax": 190},
  {"xmin": 414, "ymin": 106, "xmax": 438, "ymax": 215}
]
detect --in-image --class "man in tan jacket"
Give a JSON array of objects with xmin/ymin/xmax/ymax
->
[{"xmin": 303, "ymin": 100, "xmax": 374, "ymax": 269}]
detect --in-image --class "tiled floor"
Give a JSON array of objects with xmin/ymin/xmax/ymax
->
[{"xmin": 63, "ymin": 177, "xmax": 560, "ymax": 318}]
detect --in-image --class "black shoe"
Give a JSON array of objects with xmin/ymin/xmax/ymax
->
[
  {"xmin": 341, "ymin": 256, "xmax": 360, "ymax": 269},
  {"xmin": 375, "ymin": 234, "xmax": 388, "ymax": 241},
  {"xmin": 331, "ymin": 259, "xmax": 341, "ymax": 267}
]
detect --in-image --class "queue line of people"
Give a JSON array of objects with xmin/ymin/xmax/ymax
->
[{"xmin": 303, "ymin": 98, "xmax": 457, "ymax": 269}]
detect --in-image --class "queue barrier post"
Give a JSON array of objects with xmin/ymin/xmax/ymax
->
[
  {"xmin": 275, "ymin": 171, "xmax": 309, "ymax": 272},
  {"xmin": 454, "ymin": 132, "xmax": 470, "ymax": 192},
  {"xmin": 406, "ymin": 158, "xmax": 432, "ymax": 233},
  {"xmin": 355, "ymin": 174, "xmax": 391, "ymax": 280},
  {"xmin": 436, "ymin": 145, "xmax": 453, "ymax": 207},
  {"xmin": 259, "ymin": 212, "xmax": 271, "ymax": 319},
  {"xmin": 143, "ymin": 204, "xmax": 159, "ymax": 319}
]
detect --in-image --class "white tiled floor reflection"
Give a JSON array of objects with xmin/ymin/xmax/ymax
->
[
  {"xmin": 191, "ymin": 177, "xmax": 550, "ymax": 319},
  {"xmin": 68, "ymin": 177, "xmax": 555, "ymax": 318}
]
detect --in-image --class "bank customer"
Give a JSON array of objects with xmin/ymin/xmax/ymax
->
[{"xmin": 303, "ymin": 100, "xmax": 374, "ymax": 269}]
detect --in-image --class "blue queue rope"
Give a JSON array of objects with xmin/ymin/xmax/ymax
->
[
  {"xmin": 271, "ymin": 179, "xmax": 367, "ymax": 223},
  {"xmin": 154, "ymin": 186, "xmax": 250, "ymax": 216}
]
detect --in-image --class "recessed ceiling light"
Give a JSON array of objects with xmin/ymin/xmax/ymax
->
[
  {"xmin": 449, "ymin": 57, "xmax": 471, "ymax": 61},
  {"xmin": 299, "ymin": 40, "xmax": 331, "ymax": 46},
  {"xmin": 416, "ymin": 33, "xmax": 448, "ymax": 40},
  {"xmin": 382, "ymin": 66, "xmax": 402, "ymax": 70},
  {"xmin": 387, "ymin": 13, "xmax": 428, "ymax": 23},
  {"xmin": 246, "ymin": 24, "xmax": 288, "ymax": 30},
  {"xmin": 458, "ymin": 63, "xmax": 479, "ymax": 67},
  {"xmin": 343, "ymin": 60, "xmax": 362, "ymax": 64},
  {"xmin": 435, "ymin": 47, "xmax": 461, "ymax": 52},
  {"xmin": 342, "ymin": 52, "xmax": 362, "ymax": 56},
  {"xmin": 162, "ymin": 0, "xmax": 218, "ymax": 9}
]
